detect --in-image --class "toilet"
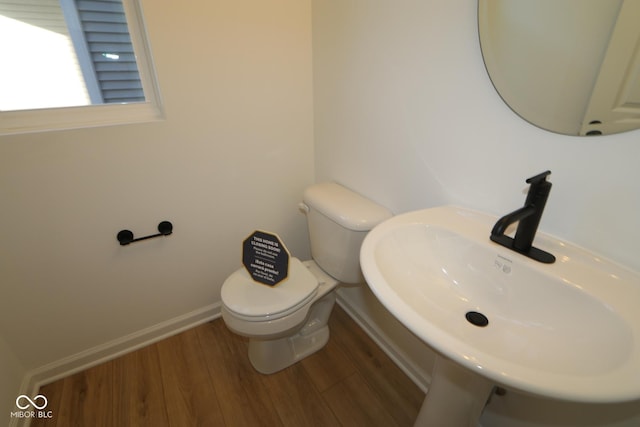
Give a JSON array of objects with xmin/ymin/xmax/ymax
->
[{"xmin": 221, "ymin": 182, "xmax": 392, "ymax": 374}]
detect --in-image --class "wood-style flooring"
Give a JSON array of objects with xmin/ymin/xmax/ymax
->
[{"xmin": 32, "ymin": 305, "xmax": 425, "ymax": 426}]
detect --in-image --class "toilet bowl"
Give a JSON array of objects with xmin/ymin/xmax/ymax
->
[
  {"xmin": 221, "ymin": 182, "xmax": 392, "ymax": 374},
  {"xmin": 222, "ymin": 258, "xmax": 339, "ymax": 374}
]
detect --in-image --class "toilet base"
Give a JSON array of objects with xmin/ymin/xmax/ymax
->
[
  {"xmin": 248, "ymin": 325, "xmax": 330, "ymax": 374},
  {"xmin": 247, "ymin": 292, "xmax": 335, "ymax": 374}
]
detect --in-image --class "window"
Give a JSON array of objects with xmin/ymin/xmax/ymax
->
[{"xmin": 0, "ymin": 0, "xmax": 162, "ymax": 135}]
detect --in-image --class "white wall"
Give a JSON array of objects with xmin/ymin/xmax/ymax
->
[
  {"xmin": 0, "ymin": 0, "xmax": 313, "ymax": 392},
  {"xmin": 312, "ymin": 0, "xmax": 640, "ymax": 426}
]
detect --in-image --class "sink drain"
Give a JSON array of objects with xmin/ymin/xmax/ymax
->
[{"xmin": 466, "ymin": 311, "xmax": 489, "ymax": 327}]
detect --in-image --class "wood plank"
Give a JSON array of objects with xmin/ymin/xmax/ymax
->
[
  {"xmin": 300, "ymin": 325, "xmax": 357, "ymax": 392},
  {"xmin": 322, "ymin": 372, "xmax": 401, "ymax": 427},
  {"xmin": 259, "ymin": 363, "xmax": 340, "ymax": 426},
  {"xmin": 59, "ymin": 361, "xmax": 113, "ymax": 427},
  {"xmin": 30, "ymin": 381, "xmax": 63, "ymax": 427},
  {"xmin": 196, "ymin": 320, "xmax": 284, "ymax": 427},
  {"xmin": 329, "ymin": 306, "xmax": 424, "ymax": 426},
  {"xmin": 112, "ymin": 344, "xmax": 169, "ymax": 426},
  {"xmin": 156, "ymin": 327, "xmax": 226, "ymax": 426}
]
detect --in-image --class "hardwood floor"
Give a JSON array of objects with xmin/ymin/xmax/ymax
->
[{"xmin": 32, "ymin": 305, "xmax": 424, "ymax": 426}]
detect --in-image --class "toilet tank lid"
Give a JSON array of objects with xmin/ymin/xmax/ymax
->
[{"xmin": 303, "ymin": 182, "xmax": 392, "ymax": 231}]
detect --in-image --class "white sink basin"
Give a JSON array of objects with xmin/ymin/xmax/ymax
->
[{"xmin": 360, "ymin": 205, "xmax": 640, "ymax": 405}]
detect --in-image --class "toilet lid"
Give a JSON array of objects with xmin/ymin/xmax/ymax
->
[{"xmin": 221, "ymin": 258, "xmax": 318, "ymax": 320}]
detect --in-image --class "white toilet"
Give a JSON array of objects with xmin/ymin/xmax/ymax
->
[{"xmin": 221, "ymin": 182, "xmax": 392, "ymax": 374}]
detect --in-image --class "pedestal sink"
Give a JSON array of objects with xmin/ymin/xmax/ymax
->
[{"xmin": 359, "ymin": 206, "xmax": 640, "ymax": 427}]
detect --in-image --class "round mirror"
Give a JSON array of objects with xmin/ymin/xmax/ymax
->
[{"xmin": 478, "ymin": 0, "xmax": 640, "ymax": 136}]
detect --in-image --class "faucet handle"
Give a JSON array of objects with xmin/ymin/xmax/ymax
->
[{"xmin": 526, "ymin": 170, "xmax": 551, "ymax": 185}]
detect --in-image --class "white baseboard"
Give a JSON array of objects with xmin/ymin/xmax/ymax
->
[
  {"xmin": 12, "ymin": 296, "xmax": 431, "ymax": 427},
  {"xmin": 12, "ymin": 303, "xmax": 221, "ymax": 427}
]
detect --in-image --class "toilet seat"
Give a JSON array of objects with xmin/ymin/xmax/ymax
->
[{"xmin": 221, "ymin": 258, "xmax": 318, "ymax": 322}]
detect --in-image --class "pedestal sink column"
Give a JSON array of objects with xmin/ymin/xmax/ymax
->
[{"xmin": 414, "ymin": 355, "xmax": 495, "ymax": 427}]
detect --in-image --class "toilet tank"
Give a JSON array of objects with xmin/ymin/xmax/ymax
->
[{"xmin": 302, "ymin": 182, "xmax": 392, "ymax": 284}]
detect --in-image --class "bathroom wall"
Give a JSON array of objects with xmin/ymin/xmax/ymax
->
[
  {"xmin": 0, "ymin": 0, "xmax": 313, "ymax": 402},
  {"xmin": 312, "ymin": 0, "xmax": 640, "ymax": 426},
  {"xmin": 1, "ymin": 0, "xmax": 638, "ymax": 425}
]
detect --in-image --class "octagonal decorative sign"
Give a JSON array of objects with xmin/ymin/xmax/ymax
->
[{"xmin": 242, "ymin": 230, "xmax": 290, "ymax": 286}]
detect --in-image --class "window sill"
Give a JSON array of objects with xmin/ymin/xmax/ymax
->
[{"xmin": 0, "ymin": 101, "xmax": 164, "ymax": 136}]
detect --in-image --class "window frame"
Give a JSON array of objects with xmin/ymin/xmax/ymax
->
[{"xmin": 0, "ymin": 0, "xmax": 163, "ymax": 136}]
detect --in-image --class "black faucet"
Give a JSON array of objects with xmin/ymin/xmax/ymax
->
[{"xmin": 490, "ymin": 171, "xmax": 556, "ymax": 263}]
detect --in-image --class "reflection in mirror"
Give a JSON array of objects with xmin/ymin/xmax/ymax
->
[
  {"xmin": 0, "ymin": 0, "xmax": 145, "ymax": 111},
  {"xmin": 478, "ymin": 0, "xmax": 640, "ymax": 136}
]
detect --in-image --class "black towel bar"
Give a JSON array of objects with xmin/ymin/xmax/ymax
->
[{"xmin": 117, "ymin": 221, "xmax": 173, "ymax": 245}]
